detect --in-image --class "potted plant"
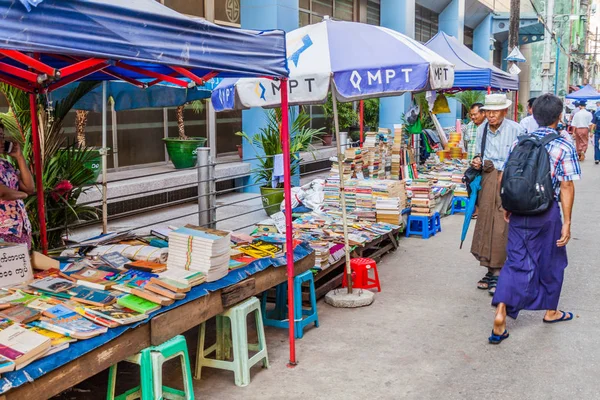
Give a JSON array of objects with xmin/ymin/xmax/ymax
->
[
  {"xmin": 236, "ymin": 108, "xmax": 324, "ymax": 216},
  {"xmin": 322, "ymin": 94, "xmax": 358, "ymax": 145},
  {"xmin": 163, "ymin": 100, "xmax": 207, "ymax": 169}
]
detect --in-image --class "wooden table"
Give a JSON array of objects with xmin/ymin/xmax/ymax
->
[{"xmin": 0, "ymin": 253, "xmax": 315, "ymax": 400}]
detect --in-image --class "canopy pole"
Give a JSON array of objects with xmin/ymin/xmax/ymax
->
[
  {"xmin": 101, "ymin": 82, "xmax": 108, "ymax": 234},
  {"xmin": 514, "ymin": 91, "xmax": 519, "ymax": 121},
  {"xmin": 280, "ymin": 78, "xmax": 297, "ymax": 367},
  {"xmin": 359, "ymin": 100, "xmax": 364, "ymax": 148},
  {"xmin": 30, "ymin": 93, "xmax": 47, "ymax": 254},
  {"xmin": 487, "ymin": 86, "xmax": 491, "ymax": 95},
  {"xmin": 331, "ymin": 82, "xmax": 353, "ymax": 294}
]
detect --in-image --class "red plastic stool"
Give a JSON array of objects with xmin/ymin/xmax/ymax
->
[{"xmin": 341, "ymin": 258, "xmax": 381, "ymax": 292}]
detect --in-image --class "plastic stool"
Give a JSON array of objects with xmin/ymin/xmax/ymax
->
[
  {"xmin": 106, "ymin": 335, "xmax": 194, "ymax": 400},
  {"xmin": 405, "ymin": 215, "xmax": 435, "ymax": 239},
  {"xmin": 431, "ymin": 212, "xmax": 442, "ymax": 233},
  {"xmin": 450, "ymin": 196, "xmax": 468, "ymax": 215},
  {"xmin": 195, "ymin": 297, "xmax": 269, "ymax": 387},
  {"xmin": 261, "ymin": 270, "xmax": 319, "ymax": 339},
  {"xmin": 293, "ymin": 270, "xmax": 319, "ymax": 338},
  {"xmin": 342, "ymin": 258, "xmax": 381, "ymax": 292}
]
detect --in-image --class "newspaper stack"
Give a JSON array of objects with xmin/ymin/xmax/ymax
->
[{"xmin": 167, "ymin": 225, "xmax": 231, "ymax": 282}]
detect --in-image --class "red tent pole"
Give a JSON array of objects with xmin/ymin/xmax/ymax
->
[
  {"xmin": 29, "ymin": 93, "xmax": 48, "ymax": 254},
  {"xmin": 279, "ymin": 78, "xmax": 296, "ymax": 366},
  {"xmin": 514, "ymin": 91, "xmax": 519, "ymax": 121},
  {"xmin": 359, "ymin": 100, "xmax": 364, "ymax": 148},
  {"xmin": 487, "ymin": 86, "xmax": 491, "ymax": 95}
]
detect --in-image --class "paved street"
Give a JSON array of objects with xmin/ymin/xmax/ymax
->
[
  {"xmin": 194, "ymin": 155, "xmax": 600, "ymax": 400},
  {"xmin": 55, "ymin": 152, "xmax": 600, "ymax": 400}
]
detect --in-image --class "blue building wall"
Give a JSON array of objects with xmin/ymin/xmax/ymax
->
[
  {"xmin": 473, "ymin": 14, "xmax": 493, "ymax": 62},
  {"xmin": 240, "ymin": 0, "xmax": 299, "ymax": 192},
  {"xmin": 379, "ymin": 0, "xmax": 416, "ymax": 131},
  {"xmin": 437, "ymin": 0, "xmax": 465, "ymax": 127}
]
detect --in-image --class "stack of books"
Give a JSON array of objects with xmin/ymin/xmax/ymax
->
[
  {"xmin": 409, "ymin": 179, "xmax": 436, "ymax": 216},
  {"xmin": 391, "ymin": 125, "xmax": 403, "ymax": 180},
  {"xmin": 168, "ymin": 225, "xmax": 231, "ymax": 282},
  {"xmin": 343, "ymin": 179, "xmax": 358, "ymax": 210},
  {"xmin": 363, "ymin": 132, "xmax": 381, "ymax": 179},
  {"xmin": 373, "ymin": 180, "xmax": 406, "ymax": 225},
  {"xmin": 378, "ymin": 128, "xmax": 392, "ymax": 179},
  {"xmin": 324, "ymin": 176, "xmax": 341, "ymax": 209}
]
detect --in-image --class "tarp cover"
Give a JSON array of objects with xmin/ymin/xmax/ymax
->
[
  {"xmin": 212, "ymin": 17, "xmax": 454, "ymax": 111},
  {"xmin": 0, "ymin": 242, "xmax": 314, "ymax": 394},
  {"xmin": 0, "ymin": 0, "xmax": 288, "ymax": 79},
  {"xmin": 566, "ymin": 84, "xmax": 600, "ymax": 100},
  {"xmin": 425, "ymin": 32, "xmax": 519, "ymax": 91}
]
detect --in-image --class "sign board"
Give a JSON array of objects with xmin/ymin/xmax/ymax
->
[
  {"xmin": 509, "ymin": 64, "xmax": 522, "ymax": 75},
  {"xmin": 0, "ymin": 243, "xmax": 33, "ymax": 287}
]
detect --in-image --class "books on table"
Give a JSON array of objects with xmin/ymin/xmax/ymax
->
[
  {"xmin": 32, "ymin": 304, "xmax": 108, "ymax": 340},
  {"xmin": 168, "ymin": 225, "xmax": 231, "ymax": 282},
  {"xmin": 0, "ymin": 323, "xmax": 51, "ymax": 370},
  {"xmin": 0, "ymin": 305, "xmax": 41, "ymax": 324},
  {"xmin": 27, "ymin": 325, "xmax": 75, "ymax": 355},
  {"xmin": 117, "ymin": 294, "xmax": 161, "ymax": 315},
  {"xmin": 85, "ymin": 304, "xmax": 148, "ymax": 325},
  {"xmin": 29, "ymin": 277, "xmax": 76, "ymax": 294}
]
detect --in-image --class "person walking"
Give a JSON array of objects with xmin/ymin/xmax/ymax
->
[
  {"xmin": 519, "ymin": 97, "xmax": 539, "ymax": 133},
  {"xmin": 464, "ymin": 103, "xmax": 486, "ymax": 161},
  {"xmin": 489, "ymin": 94, "xmax": 581, "ymax": 344},
  {"xmin": 470, "ymin": 94, "xmax": 526, "ymax": 295},
  {"xmin": 571, "ymin": 101, "xmax": 594, "ymax": 161},
  {"xmin": 592, "ymin": 101, "xmax": 600, "ymax": 164}
]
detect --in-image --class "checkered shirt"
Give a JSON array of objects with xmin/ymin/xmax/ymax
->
[
  {"xmin": 506, "ymin": 127, "xmax": 581, "ymax": 201},
  {"xmin": 464, "ymin": 121, "xmax": 479, "ymax": 161}
]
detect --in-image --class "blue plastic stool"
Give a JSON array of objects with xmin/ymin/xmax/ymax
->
[
  {"xmin": 450, "ymin": 196, "xmax": 469, "ymax": 215},
  {"xmin": 261, "ymin": 270, "xmax": 319, "ymax": 339},
  {"xmin": 431, "ymin": 212, "xmax": 442, "ymax": 233},
  {"xmin": 405, "ymin": 215, "xmax": 435, "ymax": 239}
]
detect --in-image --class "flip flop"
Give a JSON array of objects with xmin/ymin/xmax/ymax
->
[
  {"xmin": 543, "ymin": 311, "xmax": 574, "ymax": 324},
  {"xmin": 477, "ymin": 272, "xmax": 493, "ymax": 290},
  {"xmin": 488, "ymin": 329, "xmax": 509, "ymax": 344}
]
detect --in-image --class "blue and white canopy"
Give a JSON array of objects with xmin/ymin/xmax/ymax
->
[{"xmin": 212, "ymin": 17, "xmax": 454, "ymax": 111}]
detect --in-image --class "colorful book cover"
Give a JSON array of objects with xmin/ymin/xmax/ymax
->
[
  {"xmin": 27, "ymin": 325, "xmax": 75, "ymax": 346},
  {"xmin": 34, "ymin": 305, "xmax": 106, "ymax": 335},
  {"xmin": 0, "ymin": 291, "xmax": 38, "ymax": 305},
  {"xmin": 86, "ymin": 304, "xmax": 147, "ymax": 324},
  {"xmin": 0, "ymin": 305, "xmax": 40, "ymax": 324},
  {"xmin": 117, "ymin": 294, "xmax": 160, "ymax": 314},
  {"xmin": 29, "ymin": 277, "xmax": 76, "ymax": 293},
  {"xmin": 69, "ymin": 286, "xmax": 115, "ymax": 306},
  {"xmin": 100, "ymin": 252, "xmax": 131, "ymax": 269}
]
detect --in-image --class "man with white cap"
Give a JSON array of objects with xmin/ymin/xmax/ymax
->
[
  {"xmin": 470, "ymin": 94, "xmax": 526, "ymax": 296},
  {"xmin": 571, "ymin": 101, "xmax": 593, "ymax": 161}
]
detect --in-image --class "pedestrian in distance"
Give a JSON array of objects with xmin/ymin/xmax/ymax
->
[
  {"xmin": 464, "ymin": 102, "xmax": 487, "ymax": 161},
  {"xmin": 470, "ymin": 94, "xmax": 526, "ymax": 296},
  {"xmin": 570, "ymin": 101, "xmax": 594, "ymax": 161},
  {"xmin": 489, "ymin": 94, "xmax": 581, "ymax": 344},
  {"xmin": 519, "ymin": 97, "xmax": 539, "ymax": 133},
  {"xmin": 592, "ymin": 101, "xmax": 600, "ymax": 164}
]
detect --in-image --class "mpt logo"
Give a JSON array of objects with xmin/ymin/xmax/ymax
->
[{"xmin": 349, "ymin": 68, "xmax": 414, "ymax": 91}]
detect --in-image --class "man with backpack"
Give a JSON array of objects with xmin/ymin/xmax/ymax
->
[
  {"xmin": 489, "ymin": 94, "xmax": 581, "ymax": 344},
  {"xmin": 470, "ymin": 94, "xmax": 525, "ymax": 296}
]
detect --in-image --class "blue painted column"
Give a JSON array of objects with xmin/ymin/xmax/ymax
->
[
  {"xmin": 473, "ymin": 14, "xmax": 493, "ymax": 62},
  {"xmin": 437, "ymin": 0, "xmax": 465, "ymax": 128},
  {"xmin": 241, "ymin": 0, "xmax": 299, "ymax": 192},
  {"xmin": 379, "ymin": 0, "xmax": 415, "ymax": 131}
]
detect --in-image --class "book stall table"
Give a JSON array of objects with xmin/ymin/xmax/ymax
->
[{"xmin": 0, "ymin": 248, "xmax": 315, "ymax": 400}]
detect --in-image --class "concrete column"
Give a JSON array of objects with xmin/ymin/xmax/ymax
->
[
  {"xmin": 241, "ymin": 0, "xmax": 299, "ymax": 193},
  {"xmin": 379, "ymin": 0, "xmax": 415, "ymax": 131},
  {"xmin": 518, "ymin": 44, "xmax": 533, "ymax": 109},
  {"xmin": 437, "ymin": 0, "xmax": 466, "ymax": 127},
  {"xmin": 473, "ymin": 14, "xmax": 493, "ymax": 62}
]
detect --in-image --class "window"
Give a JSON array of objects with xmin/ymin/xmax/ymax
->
[
  {"xmin": 162, "ymin": 0, "xmax": 204, "ymax": 17},
  {"xmin": 464, "ymin": 26, "xmax": 474, "ymax": 50},
  {"xmin": 414, "ymin": 5, "xmax": 439, "ymax": 43},
  {"xmin": 299, "ymin": 0, "xmax": 353, "ymax": 25},
  {"xmin": 366, "ymin": 0, "xmax": 380, "ymax": 25}
]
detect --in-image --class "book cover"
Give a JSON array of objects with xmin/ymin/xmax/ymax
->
[
  {"xmin": 0, "ymin": 324, "xmax": 51, "ymax": 364},
  {"xmin": 27, "ymin": 325, "xmax": 75, "ymax": 347},
  {"xmin": 33, "ymin": 305, "xmax": 108, "ymax": 338},
  {"xmin": 124, "ymin": 260, "xmax": 167, "ymax": 273},
  {"xmin": 129, "ymin": 288, "xmax": 174, "ymax": 306},
  {"xmin": 86, "ymin": 304, "xmax": 147, "ymax": 325},
  {"xmin": 144, "ymin": 283, "xmax": 185, "ymax": 300},
  {"xmin": 72, "ymin": 267, "xmax": 116, "ymax": 283},
  {"xmin": 29, "ymin": 277, "xmax": 76, "ymax": 293},
  {"xmin": 0, "ymin": 305, "xmax": 41, "ymax": 324},
  {"xmin": 0, "ymin": 291, "xmax": 38, "ymax": 305},
  {"xmin": 101, "ymin": 252, "xmax": 131, "ymax": 269},
  {"xmin": 149, "ymin": 278, "xmax": 191, "ymax": 293},
  {"xmin": 117, "ymin": 294, "xmax": 160, "ymax": 314},
  {"xmin": 0, "ymin": 355, "xmax": 15, "ymax": 373},
  {"xmin": 69, "ymin": 286, "xmax": 116, "ymax": 307},
  {"xmin": 62, "ymin": 302, "xmax": 120, "ymax": 329}
]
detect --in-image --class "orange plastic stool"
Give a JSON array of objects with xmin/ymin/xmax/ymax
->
[{"xmin": 341, "ymin": 258, "xmax": 381, "ymax": 292}]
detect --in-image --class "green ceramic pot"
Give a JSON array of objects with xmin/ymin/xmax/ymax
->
[
  {"xmin": 260, "ymin": 186, "xmax": 285, "ymax": 216},
  {"xmin": 163, "ymin": 137, "xmax": 208, "ymax": 169}
]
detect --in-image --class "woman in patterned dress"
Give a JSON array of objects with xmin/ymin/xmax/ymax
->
[{"xmin": 0, "ymin": 122, "xmax": 35, "ymax": 249}]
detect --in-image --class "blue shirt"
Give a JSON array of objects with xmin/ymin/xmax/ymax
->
[
  {"xmin": 592, "ymin": 110, "xmax": 600, "ymax": 133},
  {"xmin": 475, "ymin": 118, "xmax": 526, "ymax": 171}
]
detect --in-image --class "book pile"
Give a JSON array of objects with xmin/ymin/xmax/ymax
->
[
  {"xmin": 454, "ymin": 184, "xmax": 468, "ymax": 198},
  {"xmin": 378, "ymin": 128, "xmax": 392, "ymax": 179},
  {"xmin": 391, "ymin": 125, "xmax": 403, "ymax": 180},
  {"xmin": 343, "ymin": 179, "xmax": 358, "ymax": 210},
  {"xmin": 363, "ymin": 132, "xmax": 381, "ymax": 179},
  {"xmin": 409, "ymin": 179, "xmax": 436, "ymax": 216},
  {"xmin": 372, "ymin": 180, "xmax": 406, "ymax": 225},
  {"xmin": 324, "ymin": 176, "xmax": 341, "ymax": 209},
  {"xmin": 168, "ymin": 225, "xmax": 231, "ymax": 282},
  {"xmin": 355, "ymin": 180, "xmax": 374, "ymax": 210}
]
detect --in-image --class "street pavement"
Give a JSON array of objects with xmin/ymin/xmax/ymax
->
[{"xmin": 54, "ymin": 152, "xmax": 600, "ymax": 400}]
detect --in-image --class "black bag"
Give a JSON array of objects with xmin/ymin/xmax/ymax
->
[
  {"xmin": 462, "ymin": 123, "xmax": 488, "ymax": 197},
  {"xmin": 500, "ymin": 133, "xmax": 560, "ymax": 215}
]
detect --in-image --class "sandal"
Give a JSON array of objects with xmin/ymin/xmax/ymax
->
[
  {"xmin": 543, "ymin": 311, "xmax": 574, "ymax": 324},
  {"xmin": 487, "ymin": 276, "xmax": 499, "ymax": 296},
  {"xmin": 477, "ymin": 272, "xmax": 493, "ymax": 290},
  {"xmin": 488, "ymin": 329, "xmax": 509, "ymax": 344}
]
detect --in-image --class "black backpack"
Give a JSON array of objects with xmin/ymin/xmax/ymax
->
[{"xmin": 500, "ymin": 133, "xmax": 559, "ymax": 215}]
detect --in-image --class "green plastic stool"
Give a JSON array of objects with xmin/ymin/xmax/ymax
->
[
  {"xmin": 195, "ymin": 297, "xmax": 269, "ymax": 387},
  {"xmin": 106, "ymin": 335, "xmax": 195, "ymax": 400}
]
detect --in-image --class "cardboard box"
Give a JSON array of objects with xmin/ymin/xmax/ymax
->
[{"xmin": 0, "ymin": 243, "xmax": 33, "ymax": 287}]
